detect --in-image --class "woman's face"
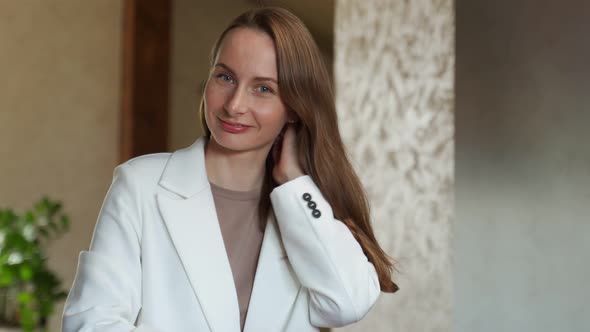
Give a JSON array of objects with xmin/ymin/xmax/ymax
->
[{"xmin": 204, "ymin": 27, "xmax": 293, "ymax": 155}]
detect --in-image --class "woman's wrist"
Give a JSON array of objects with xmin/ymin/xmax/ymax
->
[
  {"xmin": 276, "ymin": 169, "xmax": 305, "ymax": 185},
  {"xmin": 286, "ymin": 171, "xmax": 305, "ymax": 182}
]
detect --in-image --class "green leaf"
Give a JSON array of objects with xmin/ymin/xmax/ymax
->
[
  {"xmin": 54, "ymin": 290, "xmax": 68, "ymax": 300},
  {"xmin": 25, "ymin": 211, "xmax": 35, "ymax": 223},
  {"xmin": 17, "ymin": 291, "xmax": 33, "ymax": 304},
  {"xmin": 19, "ymin": 265, "xmax": 33, "ymax": 281},
  {"xmin": 18, "ymin": 304, "xmax": 36, "ymax": 330},
  {"xmin": 40, "ymin": 300, "xmax": 54, "ymax": 318},
  {"xmin": 60, "ymin": 215, "xmax": 70, "ymax": 231},
  {"xmin": 0, "ymin": 268, "xmax": 13, "ymax": 286}
]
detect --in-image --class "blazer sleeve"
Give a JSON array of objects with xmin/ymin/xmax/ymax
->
[
  {"xmin": 62, "ymin": 163, "xmax": 160, "ymax": 332},
  {"xmin": 269, "ymin": 175, "xmax": 381, "ymax": 328}
]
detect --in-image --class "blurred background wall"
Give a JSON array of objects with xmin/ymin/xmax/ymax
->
[
  {"xmin": 334, "ymin": 1, "xmax": 454, "ymax": 331},
  {"xmin": 0, "ymin": 1, "xmax": 123, "ymax": 330},
  {"xmin": 455, "ymin": 0, "xmax": 590, "ymax": 331}
]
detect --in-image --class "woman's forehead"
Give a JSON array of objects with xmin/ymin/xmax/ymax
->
[{"xmin": 215, "ymin": 28, "xmax": 278, "ymax": 79}]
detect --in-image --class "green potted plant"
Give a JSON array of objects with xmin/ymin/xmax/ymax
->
[{"xmin": 0, "ymin": 197, "xmax": 70, "ymax": 331}]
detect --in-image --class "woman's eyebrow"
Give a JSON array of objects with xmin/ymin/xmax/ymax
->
[
  {"xmin": 215, "ymin": 63, "xmax": 237, "ymax": 76},
  {"xmin": 215, "ymin": 63, "xmax": 277, "ymax": 84},
  {"xmin": 253, "ymin": 76, "xmax": 278, "ymax": 84}
]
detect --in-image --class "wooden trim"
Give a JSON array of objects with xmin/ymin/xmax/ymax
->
[{"xmin": 120, "ymin": 0, "xmax": 171, "ymax": 162}]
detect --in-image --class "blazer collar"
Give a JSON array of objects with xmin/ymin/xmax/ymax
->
[{"xmin": 158, "ymin": 135, "xmax": 209, "ymax": 198}]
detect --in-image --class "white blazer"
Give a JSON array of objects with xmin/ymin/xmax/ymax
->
[{"xmin": 62, "ymin": 136, "xmax": 381, "ymax": 332}]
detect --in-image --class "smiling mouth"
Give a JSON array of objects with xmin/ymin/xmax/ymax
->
[
  {"xmin": 218, "ymin": 118, "xmax": 252, "ymax": 134},
  {"xmin": 220, "ymin": 119, "xmax": 250, "ymax": 127}
]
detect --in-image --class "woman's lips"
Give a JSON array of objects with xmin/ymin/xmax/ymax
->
[{"xmin": 219, "ymin": 119, "xmax": 251, "ymax": 133}]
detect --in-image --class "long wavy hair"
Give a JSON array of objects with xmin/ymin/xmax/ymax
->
[{"xmin": 199, "ymin": 7, "xmax": 398, "ymax": 293}]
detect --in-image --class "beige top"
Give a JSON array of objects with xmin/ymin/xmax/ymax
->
[{"xmin": 210, "ymin": 181, "xmax": 264, "ymax": 331}]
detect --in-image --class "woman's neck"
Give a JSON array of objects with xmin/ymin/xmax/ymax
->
[{"xmin": 204, "ymin": 137, "xmax": 268, "ymax": 192}]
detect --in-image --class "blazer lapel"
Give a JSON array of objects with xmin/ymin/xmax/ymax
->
[
  {"xmin": 156, "ymin": 137, "xmax": 240, "ymax": 332},
  {"xmin": 243, "ymin": 212, "xmax": 300, "ymax": 332}
]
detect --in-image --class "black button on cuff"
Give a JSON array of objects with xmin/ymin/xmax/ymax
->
[
  {"xmin": 312, "ymin": 209, "xmax": 321, "ymax": 218},
  {"xmin": 302, "ymin": 193, "xmax": 312, "ymax": 201},
  {"xmin": 307, "ymin": 201, "xmax": 317, "ymax": 209}
]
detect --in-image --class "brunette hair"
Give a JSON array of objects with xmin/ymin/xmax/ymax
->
[{"xmin": 199, "ymin": 7, "xmax": 398, "ymax": 293}]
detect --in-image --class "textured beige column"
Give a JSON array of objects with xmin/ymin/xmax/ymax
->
[{"xmin": 334, "ymin": 1, "xmax": 454, "ymax": 331}]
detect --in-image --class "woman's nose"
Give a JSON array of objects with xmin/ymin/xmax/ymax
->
[{"xmin": 224, "ymin": 86, "xmax": 249, "ymax": 115}]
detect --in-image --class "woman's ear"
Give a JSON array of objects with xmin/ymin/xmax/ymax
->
[{"xmin": 287, "ymin": 110, "xmax": 299, "ymax": 124}]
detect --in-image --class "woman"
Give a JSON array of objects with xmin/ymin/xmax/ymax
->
[{"xmin": 62, "ymin": 7, "xmax": 398, "ymax": 332}]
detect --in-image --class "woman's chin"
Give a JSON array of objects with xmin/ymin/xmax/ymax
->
[
  {"xmin": 210, "ymin": 132, "xmax": 251, "ymax": 151},
  {"xmin": 210, "ymin": 132, "xmax": 273, "ymax": 155}
]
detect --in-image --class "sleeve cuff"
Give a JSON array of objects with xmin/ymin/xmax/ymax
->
[{"xmin": 270, "ymin": 175, "xmax": 334, "ymax": 223}]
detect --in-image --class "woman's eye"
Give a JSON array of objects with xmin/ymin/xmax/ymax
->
[
  {"xmin": 217, "ymin": 74, "xmax": 233, "ymax": 83},
  {"xmin": 257, "ymin": 86, "xmax": 273, "ymax": 94}
]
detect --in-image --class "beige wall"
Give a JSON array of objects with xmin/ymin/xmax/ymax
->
[
  {"xmin": 334, "ymin": 0, "xmax": 454, "ymax": 331},
  {"xmin": 0, "ymin": 1, "xmax": 123, "ymax": 330},
  {"xmin": 456, "ymin": 1, "xmax": 590, "ymax": 331}
]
